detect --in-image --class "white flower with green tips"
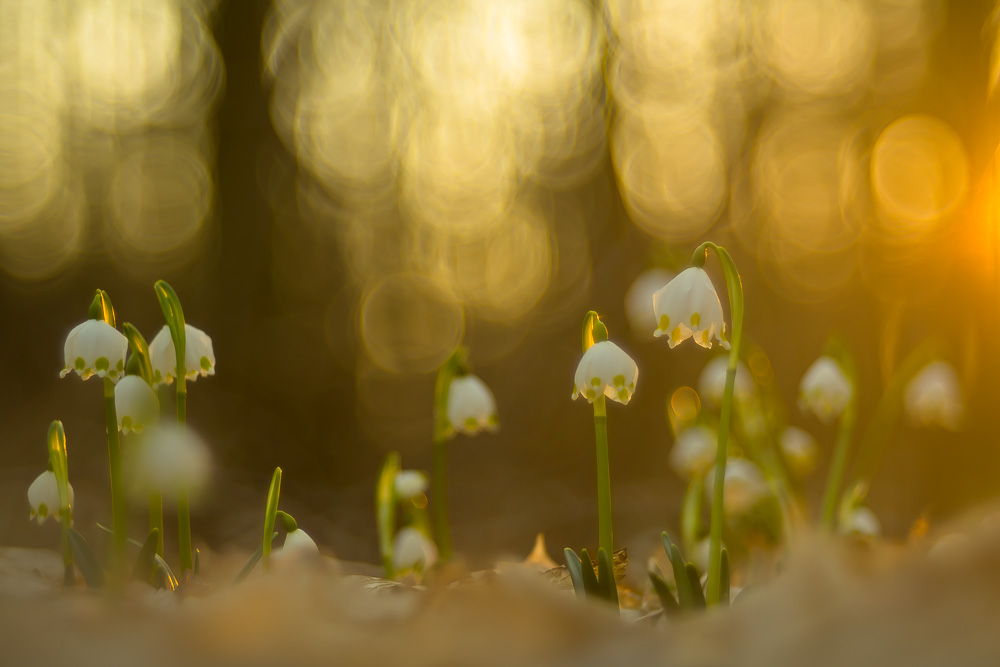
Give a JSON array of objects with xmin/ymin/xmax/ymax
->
[
  {"xmin": 393, "ymin": 527, "xmax": 438, "ymax": 572},
  {"xmin": 394, "ymin": 470, "xmax": 428, "ymax": 500},
  {"xmin": 28, "ymin": 471, "xmax": 74, "ymax": 525},
  {"xmin": 698, "ymin": 356, "xmax": 754, "ymax": 407},
  {"xmin": 905, "ymin": 361, "xmax": 963, "ymax": 430},
  {"xmin": 446, "ymin": 374, "xmax": 499, "ymax": 435},
  {"xmin": 572, "ymin": 340, "xmax": 638, "ymax": 405},
  {"xmin": 779, "ymin": 426, "xmax": 819, "ymax": 476},
  {"xmin": 149, "ymin": 324, "xmax": 216, "ymax": 386},
  {"xmin": 669, "ymin": 425, "xmax": 717, "ymax": 478},
  {"xmin": 115, "ymin": 375, "xmax": 160, "ymax": 434},
  {"xmin": 798, "ymin": 355, "xmax": 852, "ymax": 423},
  {"xmin": 652, "ymin": 267, "xmax": 729, "ymax": 349},
  {"xmin": 60, "ymin": 319, "xmax": 128, "ymax": 381},
  {"xmin": 704, "ymin": 458, "xmax": 768, "ymax": 516}
]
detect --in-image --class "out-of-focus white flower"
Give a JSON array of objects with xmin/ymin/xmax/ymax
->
[
  {"xmin": 60, "ymin": 319, "xmax": 128, "ymax": 381},
  {"xmin": 779, "ymin": 426, "xmax": 819, "ymax": 476},
  {"xmin": 446, "ymin": 374, "xmax": 499, "ymax": 435},
  {"xmin": 905, "ymin": 361, "xmax": 963, "ymax": 430},
  {"xmin": 697, "ymin": 356, "xmax": 755, "ymax": 407},
  {"xmin": 115, "ymin": 375, "xmax": 160, "ymax": 434},
  {"xmin": 28, "ymin": 471, "xmax": 74, "ymax": 525},
  {"xmin": 394, "ymin": 470, "xmax": 428, "ymax": 500},
  {"xmin": 652, "ymin": 267, "xmax": 729, "ymax": 349},
  {"xmin": 840, "ymin": 506, "xmax": 880, "ymax": 537},
  {"xmin": 669, "ymin": 426, "xmax": 717, "ymax": 478},
  {"xmin": 133, "ymin": 424, "xmax": 211, "ymax": 501},
  {"xmin": 149, "ymin": 324, "xmax": 216, "ymax": 387},
  {"xmin": 625, "ymin": 268, "xmax": 675, "ymax": 339},
  {"xmin": 572, "ymin": 340, "xmax": 639, "ymax": 405},
  {"xmin": 704, "ymin": 458, "xmax": 768, "ymax": 516},
  {"xmin": 393, "ymin": 527, "xmax": 438, "ymax": 572},
  {"xmin": 798, "ymin": 356, "xmax": 852, "ymax": 423}
]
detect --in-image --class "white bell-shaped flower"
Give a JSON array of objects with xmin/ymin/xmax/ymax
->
[
  {"xmin": 279, "ymin": 528, "xmax": 320, "ymax": 559},
  {"xmin": 149, "ymin": 324, "xmax": 216, "ymax": 387},
  {"xmin": 625, "ymin": 268, "xmax": 675, "ymax": 339},
  {"xmin": 446, "ymin": 374, "xmax": 499, "ymax": 435},
  {"xmin": 394, "ymin": 470, "xmax": 428, "ymax": 500},
  {"xmin": 669, "ymin": 425, "xmax": 717, "ymax": 478},
  {"xmin": 841, "ymin": 506, "xmax": 881, "ymax": 537},
  {"xmin": 904, "ymin": 361, "xmax": 963, "ymax": 430},
  {"xmin": 572, "ymin": 340, "xmax": 639, "ymax": 405},
  {"xmin": 60, "ymin": 319, "xmax": 128, "ymax": 381},
  {"xmin": 798, "ymin": 356, "xmax": 852, "ymax": 423},
  {"xmin": 393, "ymin": 527, "xmax": 438, "ymax": 572},
  {"xmin": 704, "ymin": 458, "xmax": 768, "ymax": 516},
  {"xmin": 697, "ymin": 356, "xmax": 755, "ymax": 407},
  {"xmin": 115, "ymin": 375, "xmax": 160, "ymax": 434},
  {"xmin": 133, "ymin": 424, "xmax": 211, "ymax": 501},
  {"xmin": 28, "ymin": 471, "xmax": 74, "ymax": 525},
  {"xmin": 779, "ymin": 426, "xmax": 819, "ymax": 476},
  {"xmin": 652, "ymin": 267, "xmax": 729, "ymax": 349}
]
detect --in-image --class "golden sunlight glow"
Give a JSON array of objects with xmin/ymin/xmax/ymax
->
[
  {"xmin": 871, "ymin": 114, "xmax": 969, "ymax": 236},
  {"xmin": 0, "ymin": 0, "xmax": 221, "ymax": 281}
]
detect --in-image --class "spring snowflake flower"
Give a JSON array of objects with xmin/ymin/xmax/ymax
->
[
  {"xmin": 133, "ymin": 424, "xmax": 211, "ymax": 501},
  {"xmin": 394, "ymin": 470, "xmax": 428, "ymax": 500},
  {"xmin": 60, "ymin": 319, "xmax": 128, "ymax": 381},
  {"xmin": 393, "ymin": 527, "xmax": 438, "ymax": 572},
  {"xmin": 669, "ymin": 425, "xmax": 718, "ymax": 478},
  {"xmin": 625, "ymin": 268, "xmax": 675, "ymax": 339},
  {"xmin": 704, "ymin": 458, "xmax": 768, "ymax": 516},
  {"xmin": 779, "ymin": 426, "xmax": 819, "ymax": 476},
  {"xmin": 798, "ymin": 356, "xmax": 852, "ymax": 423},
  {"xmin": 698, "ymin": 356, "xmax": 755, "ymax": 407},
  {"xmin": 904, "ymin": 361, "xmax": 963, "ymax": 430},
  {"xmin": 446, "ymin": 374, "xmax": 499, "ymax": 435},
  {"xmin": 279, "ymin": 528, "xmax": 320, "ymax": 558},
  {"xmin": 115, "ymin": 375, "xmax": 160, "ymax": 434},
  {"xmin": 149, "ymin": 324, "xmax": 216, "ymax": 386},
  {"xmin": 841, "ymin": 506, "xmax": 880, "ymax": 537},
  {"xmin": 572, "ymin": 340, "xmax": 639, "ymax": 405},
  {"xmin": 652, "ymin": 267, "xmax": 729, "ymax": 349},
  {"xmin": 28, "ymin": 471, "xmax": 74, "ymax": 525}
]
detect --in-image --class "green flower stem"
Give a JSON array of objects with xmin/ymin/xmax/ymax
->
[
  {"xmin": 376, "ymin": 452, "xmax": 401, "ymax": 578},
  {"xmin": 431, "ymin": 349, "xmax": 467, "ymax": 562},
  {"xmin": 103, "ymin": 377, "xmax": 128, "ymax": 575},
  {"xmin": 692, "ymin": 242, "xmax": 744, "ymax": 606},
  {"xmin": 176, "ymin": 381, "xmax": 192, "ymax": 572},
  {"xmin": 680, "ymin": 475, "xmax": 703, "ymax": 554},
  {"xmin": 149, "ymin": 492, "xmax": 164, "ymax": 558},
  {"xmin": 848, "ymin": 339, "xmax": 940, "ymax": 492},
  {"xmin": 262, "ymin": 467, "xmax": 282, "ymax": 572},
  {"xmin": 593, "ymin": 395, "xmax": 613, "ymax": 556},
  {"xmin": 47, "ymin": 421, "xmax": 74, "ymax": 586},
  {"xmin": 820, "ymin": 400, "xmax": 857, "ymax": 529},
  {"xmin": 431, "ymin": 433, "xmax": 451, "ymax": 561}
]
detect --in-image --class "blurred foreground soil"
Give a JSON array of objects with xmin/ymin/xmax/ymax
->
[{"xmin": 3, "ymin": 512, "xmax": 1000, "ymax": 667}]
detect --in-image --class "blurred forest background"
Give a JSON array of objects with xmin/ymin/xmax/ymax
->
[{"xmin": 3, "ymin": 0, "xmax": 1000, "ymax": 567}]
